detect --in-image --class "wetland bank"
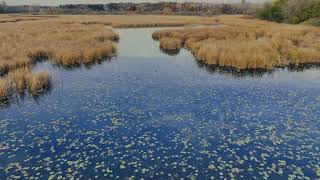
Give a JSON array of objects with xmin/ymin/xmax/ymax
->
[{"xmin": 0, "ymin": 14, "xmax": 320, "ymax": 179}]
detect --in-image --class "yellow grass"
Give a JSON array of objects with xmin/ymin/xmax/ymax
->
[
  {"xmin": 52, "ymin": 15, "xmax": 216, "ymax": 28},
  {"xmin": 159, "ymin": 38, "xmax": 182, "ymax": 50},
  {"xmin": 0, "ymin": 68, "xmax": 51, "ymax": 101},
  {"xmin": 192, "ymin": 39, "xmax": 279, "ymax": 69},
  {"xmin": 152, "ymin": 16, "xmax": 320, "ymax": 69},
  {"xmin": 0, "ymin": 19, "xmax": 118, "ymax": 73},
  {"xmin": 0, "ymin": 14, "xmax": 120, "ymax": 101}
]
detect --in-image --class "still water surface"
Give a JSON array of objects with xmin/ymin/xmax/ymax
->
[{"xmin": 0, "ymin": 27, "xmax": 319, "ymax": 179}]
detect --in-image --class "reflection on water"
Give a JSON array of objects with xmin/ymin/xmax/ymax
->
[
  {"xmin": 195, "ymin": 59, "xmax": 320, "ymax": 78},
  {"xmin": 52, "ymin": 56, "xmax": 114, "ymax": 70},
  {"xmin": 160, "ymin": 48, "xmax": 181, "ymax": 56},
  {"xmin": 0, "ymin": 28, "xmax": 319, "ymax": 179},
  {"xmin": 195, "ymin": 60, "xmax": 274, "ymax": 78}
]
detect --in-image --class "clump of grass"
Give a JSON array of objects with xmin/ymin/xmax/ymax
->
[
  {"xmin": 52, "ymin": 41, "xmax": 117, "ymax": 67},
  {"xmin": 0, "ymin": 68, "xmax": 51, "ymax": 101},
  {"xmin": 159, "ymin": 38, "xmax": 182, "ymax": 50},
  {"xmin": 192, "ymin": 39, "xmax": 279, "ymax": 69},
  {"xmin": 83, "ymin": 45, "xmax": 117, "ymax": 63},
  {"xmin": 28, "ymin": 72, "xmax": 51, "ymax": 96},
  {"xmin": 0, "ymin": 80, "xmax": 10, "ymax": 101}
]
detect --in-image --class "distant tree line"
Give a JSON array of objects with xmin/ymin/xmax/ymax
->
[
  {"xmin": 58, "ymin": 2, "xmax": 248, "ymax": 15},
  {"xmin": 0, "ymin": 2, "xmax": 264, "ymax": 16},
  {"xmin": 258, "ymin": 0, "xmax": 320, "ymax": 25}
]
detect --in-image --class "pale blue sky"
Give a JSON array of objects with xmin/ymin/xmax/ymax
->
[{"xmin": 5, "ymin": 0, "xmax": 269, "ymax": 6}]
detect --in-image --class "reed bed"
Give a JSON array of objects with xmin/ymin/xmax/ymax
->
[
  {"xmin": 0, "ymin": 16, "xmax": 119, "ymax": 102},
  {"xmin": 192, "ymin": 39, "xmax": 279, "ymax": 69},
  {"xmin": 0, "ymin": 20, "xmax": 118, "ymax": 73},
  {"xmin": 0, "ymin": 68, "xmax": 51, "ymax": 101},
  {"xmin": 159, "ymin": 38, "xmax": 182, "ymax": 50},
  {"xmin": 53, "ymin": 15, "xmax": 216, "ymax": 28},
  {"xmin": 152, "ymin": 19, "xmax": 320, "ymax": 70}
]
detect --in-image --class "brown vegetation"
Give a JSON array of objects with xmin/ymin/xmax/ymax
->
[
  {"xmin": 0, "ymin": 15, "xmax": 119, "ymax": 101},
  {"xmin": 153, "ymin": 16, "xmax": 320, "ymax": 69},
  {"xmin": 0, "ymin": 19, "xmax": 118, "ymax": 72},
  {"xmin": 53, "ymin": 14, "xmax": 216, "ymax": 28},
  {"xmin": 0, "ymin": 68, "xmax": 51, "ymax": 102},
  {"xmin": 159, "ymin": 38, "xmax": 182, "ymax": 50}
]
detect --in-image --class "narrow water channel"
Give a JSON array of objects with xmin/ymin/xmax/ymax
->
[{"xmin": 0, "ymin": 27, "xmax": 319, "ymax": 179}]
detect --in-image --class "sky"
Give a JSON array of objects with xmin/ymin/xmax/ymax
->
[{"xmin": 5, "ymin": 0, "xmax": 269, "ymax": 6}]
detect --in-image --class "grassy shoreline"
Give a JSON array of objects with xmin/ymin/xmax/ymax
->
[{"xmin": 153, "ymin": 16, "xmax": 320, "ymax": 70}]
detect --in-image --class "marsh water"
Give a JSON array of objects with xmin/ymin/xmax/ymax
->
[{"xmin": 0, "ymin": 27, "xmax": 319, "ymax": 179}]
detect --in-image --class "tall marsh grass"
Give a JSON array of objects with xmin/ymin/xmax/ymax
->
[
  {"xmin": 0, "ymin": 20, "xmax": 118, "ymax": 73},
  {"xmin": 55, "ymin": 15, "xmax": 216, "ymax": 28},
  {"xmin": 153, "ymin": 19, "xmax": 320, "ymax": 69},
  {"xmin": 192, "ymin": 39, "xmax": 279, "ymax": 69},
  {"xmin": 159, "ymin": 38, "xmax": 182, "ymax": 50},
  {"xmin": 0, "ymin": 68, "xmax": 51, "ymax": 101},
  {"xmin": 0, "ymin": 15, "xmax": 119, "ymax": 102}
]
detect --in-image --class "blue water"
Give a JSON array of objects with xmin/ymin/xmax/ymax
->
[{"xmin": 0, "ymin": 28, "xmax": 319, "ymax": 179}]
